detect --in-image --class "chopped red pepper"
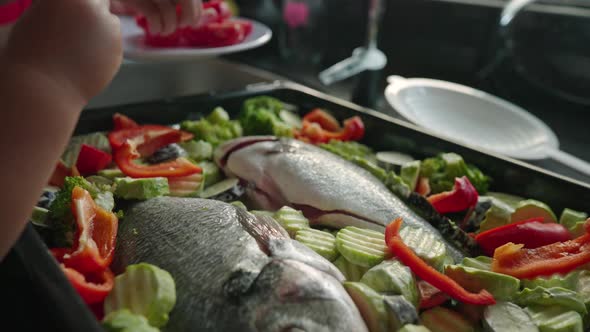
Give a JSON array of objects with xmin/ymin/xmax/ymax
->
[
  {"xmin": 475, "ymin": 218, "xmax": 571, "ymax": 256},
  {"xmin": 108, "ymin": 125, "xmax": 193, "ymax": 150},
  {"xmin": 61, "ymin": 265, "xmax": 114, "ymax": 305},
  {"xmin": 385, "ymin": 218, "xmax": 496, "ymax": 305},
  {"xmin": 75, "ymin": 144, "xmax": 112, "ymax": 176},
  {"xmin": 114, "ymin": 137, "xmax": 201, "ymax": 178},
  {"xmin": 492, "ymin": 219, "xmax": 590, "ymax": 279},
  {"xmin": 295, "ymin": 109, "xmax": 365, "ymax": 144},
  {"xmin": 55, "ymin": 187, "xmax": 118, "ymax": 274},
  {"xmin": 113, "ymin": 113, "xmax": 139, "ymax": 131},
  {"xmin": 427, "ymin": 176, "xmax": 478, "ymax": 214},
  {"xmin": 418, "ymin": 280, "xmax": 450, "ymax": 309},
  {"xmin": 49, "ymin": 160, "xmax": 71, "ymax": 187},
  {"xmin": 415, "ymin": 177, "xmax": 431, "ymax": 196}
]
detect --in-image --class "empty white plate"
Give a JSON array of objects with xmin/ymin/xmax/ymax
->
[
  {"xmin": 384, "ymin": 75, "xmax": 590, "ymax": 176},
  {"xmin": 120, "ymin": 15, "xmax": 272, "ymax": 62}
]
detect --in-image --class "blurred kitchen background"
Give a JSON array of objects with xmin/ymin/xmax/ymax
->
[
  {"xmin": 224, "ymin": 0, "xmax": 590, "ymax": 175},
  {"xmin": 91, "ymin": 0, "xmax": 590, "ymax": 181}
]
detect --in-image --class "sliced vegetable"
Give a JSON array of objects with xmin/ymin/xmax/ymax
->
[
  {"xmin": 61, "ymin": 266, "xmax": 115, "ymax": 305},
  {"xmin": 114, "ymin": 177, "xmax": 169, "ymax": 200},
  {"xmin": 343, "ymin": 282, "xmax": 389, "ymax": 332},
  {"xmin": 49, "ymin": 160, "xmax": 72, "ymax": 187},
  {"xmin": 108, "ymin": 125, "xmax": 192, "ymax": 151},
  {"xmin": 400, "ymin": 160, "xmax": 421, "ymax": 190},
  {"xmin": 54, "ymin": 186, "xmax": 118, "ymax": 274},
  {"xmin": 113, "ymin": 137, "xmax": 201, "ymax": 179},
  {"xmin": 333, "ymin": 256, "xmax": 369, "ymax": 282},
  {"xmin": 478, "ymin": 197, "xmax": 515, "ymax": 232},
  {"xmin": 512, "ymin": 199, "xmax": 557, "ymax": 224},
  {"xmin": 461, "ymin": 256, "xmax": 492, "ymax": 271},
  {"xmin": 491, "ymin": 222, "xmax": 590, "ymax": 279},
  {"xmin": 475, "ymin": 218, "xmax": 571, "ymax": 256},
  {"xmin": 199, "ymin": 161, "xmax": 222, "ymax": 188},
  {"xmin": 383, "ymin": 295, "xmax": 419, "ymax": 331},
  {"xmin": 30, "ymin": 206, "xmax": 50, "ymax": 228},
  {"xmin": 444, "ymin": 264, "xmax": 520, "ymax": 301},
  {"xmin": 295, "ymin": 109, "xmax": 365, "ymax": 144},
  {"xmin": 336, "ymin": 226, "xmax": 389, "ymax": 268},
  {"xmin": 199, "ymin": 177, "xmax": 245, "ymax": 202},
  {"xmin": 420, "ymin": 307, "xmax": 476, "ymax": 332},
  {"xmin": 560, "ymin": 208, "xmax": 589, "ymax": 237},
  {"xmin": 385, "ymin": 218, "xmax": 495, "ymax": 305},
  {"xmin": 295, "ymin": 228, "xmax": 338, "ymax": 261},
  {"xmin": 516, "ymin": 287, "xmax": 587, "ymax": 315},
  {"xmin": 62, "ymin": 132, "xmax": 111, "ymax": 168},
  {"xmin": 167, "ymin": 173, "xmax": 204, "ymax": 197},
  {"xmin": 417, "ymin": 281, "xmax": 450, "ymax": 309},
  {"xmin": 574, "ymin": 271, "xmax": 590, "ymax": 312},
  {"xmin": 112, "ymin": 113, "xmax": 139, "ymax": 131},
  {"xmin": 104, "ymin": 263, "xmax": 176, "ymax": 328},
  {"xmin": 102, "ymin": 309, "xmax": 159, "ymax": 332},
  {"xmin": 360, "ymin": 259, "xmax": 419, "ymax": 306},
  {"xmin": 522, "ymin": 272, "xmax": 578, "ymax": 291},
  {"xmin": 398, "ymin": 325, "xmax": 431, "ymax": 332},
  {"xmin": 399, "ymin": 226, "xmax": 447, "ymax": 270},
  {"xmin": 319, "ymin": 140, "xmax": 376, "ymax": 163},
  {"xmin": 75, "ymin": 144, "xmax": 113, "ymax": 176},
  {"xmin": 98, "ymin": 168, "xmax": 125, "ymax": 179},
  {"xmin": 483, "ymin": 302, "xmax": 538, "ymax": 332},
  {"xmin": 525, "ymin": 306, "xmax": 584, "ymax": 332},
  {"xmin": 273, "ymin": 206, "xmax": 310, "ymax": 238},
  {"xmin": 416, "ymin": 177, "xmax": 431, "ymax": 196},
  {"xmin": 420, "ymin": 152, "xmax": 490, "ymax": 195},
  {"xmin": 427, "ymin": 176, "xmax": 478, "ymax": 214}
]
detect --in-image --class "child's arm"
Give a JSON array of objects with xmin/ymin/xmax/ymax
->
[{"xmin": 0, "ymin": 0, "xmax": 122, "ymax": 259}]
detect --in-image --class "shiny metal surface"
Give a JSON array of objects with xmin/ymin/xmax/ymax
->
[{"xmin": 86, "ymin": 58, "xmax": 286, "ymax": 109}]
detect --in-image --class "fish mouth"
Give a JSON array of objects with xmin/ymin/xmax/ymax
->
[{"xmin": 214, "ymin": 136, "xmax": 278, "ymax": 168}]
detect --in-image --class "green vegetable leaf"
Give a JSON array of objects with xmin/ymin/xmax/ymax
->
[{"xmin": 420, "ymin": 153, "xmax": 491, "ymax": 194}]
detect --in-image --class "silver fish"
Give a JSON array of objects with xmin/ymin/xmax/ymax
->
[
  {"xmin": 215, "ymin": 136, "xmax": 463, "ymax": 261},
  {"xmin": 112, "ymin": 197, "xmax": 368, "ymax": 332}
]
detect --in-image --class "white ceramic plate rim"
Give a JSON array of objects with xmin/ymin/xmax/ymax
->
[
  {"xmin": 384, "ymin": 75, "xmax": 560, "ymax": 160},
  {"xmin": 120, "ymin": 16, "xmax": 272, "ymax": 62}
]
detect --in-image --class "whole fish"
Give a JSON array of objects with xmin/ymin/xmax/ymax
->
[
  {"xmin": 112, "ymin": 197, "xmax": 368, "ymax": 332},
  {"xmin": 215, "ymin": 136, "xmax": 464, "ymax": 261}
]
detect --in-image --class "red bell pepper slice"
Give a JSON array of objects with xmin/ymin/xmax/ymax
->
[
  {"xmin": 75, "ymin": 144, "xmax": 112, "ymax": 176},
  {"xmin": 205, "ymin": 0, "xmax": 232, "ymax": 22},
  {"xmin": 427, "ymin": 176, "xmax": 478, "ymax": 214},
  {"xmin": 295, "ymin": 109, "xmax": 365, "ymax": 144},
  {"xmin": 418, "ymin": 280, "xmax": 450, "ymax": 309},
  {"xmin": 385, "ymin": 218, "xmax": 496, "ymax": 305},
  {"xmin": 49, "ymin": 160, "xmax": 71, "ymax": 187},
  {"xmin": 55, "ymin": 187, "xmax": 118, "ymax": 274},
  {"xmin": 492, "ymin": 219, "xmax": 590, "ymax": 279},
  {"xmin": 61, "ymin": 265, "xmax": 114, "ymax": 305},
  {"xmin": 108, "ymin": 125, "xmax": 193, "ymax": 150},
  {"xmin": 475, "ymin": 218, "xmax": 571, "ymax": 256},
  {"xmin": 114, "ymin": 135, "xmax": 201, "ymax": 178},
  {"xmin": 113, "ymin": 113, "xmax": 139, "ymax": 131}
]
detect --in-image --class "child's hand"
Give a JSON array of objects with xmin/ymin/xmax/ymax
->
[
  {"xmin": 121, "ymin": 0, "xmax": 203, "ymax": 35},
  {"xmin": 5, "ymin": 0, "xmax": 122, "ymax": 102}
]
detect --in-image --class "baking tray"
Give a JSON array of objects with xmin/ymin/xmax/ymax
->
[{"xmin": 3, "ymin": 80, "xmax": 590, "ymax": 331}]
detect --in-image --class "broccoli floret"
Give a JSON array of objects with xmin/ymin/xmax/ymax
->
[
  {"xmin": 47, "ymin": 176, "xmax": 113, "ymax": 247},
  {"xmin": 420, "ymin": 153, "xmax": 491, "ymax": 194},
  {"xmin": 180, "ymin": 107, "xmax": 242, "ymax": 147},
  {"xmin": 238, "ymin": 96, "xmax": 296, "ymax": 137}
]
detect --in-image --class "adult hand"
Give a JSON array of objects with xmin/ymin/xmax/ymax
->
[{"xmin": 120, "ymin": 0, "xmax": 203, "ymax": 35}]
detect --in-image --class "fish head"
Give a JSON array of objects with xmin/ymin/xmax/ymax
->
[{"xmin": 237, "ymin": 259, "xmax": 368, "ymax": 332}]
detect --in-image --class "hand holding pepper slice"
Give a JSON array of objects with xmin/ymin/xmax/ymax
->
[
  {"xmin": 492, "ymin": 219, "xmax": 590, "ymax": 279},
  {"xmin": 54, "ymin": 186, "xmax": 118, "ymax": 273},
  {"xmin": 385, "ymin": 218, "xmax": 496, "ymax": 305},
  {"xmin": 295, "ymin": 109, "xmax": 365, "ymax": 144},
  {"xmin": 427, "ymin": 176, "xmax": 478, "ymax": 214},
  {"xmin": 475, "ymin": 218, "xmax": 571, "ymax": 256}
]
